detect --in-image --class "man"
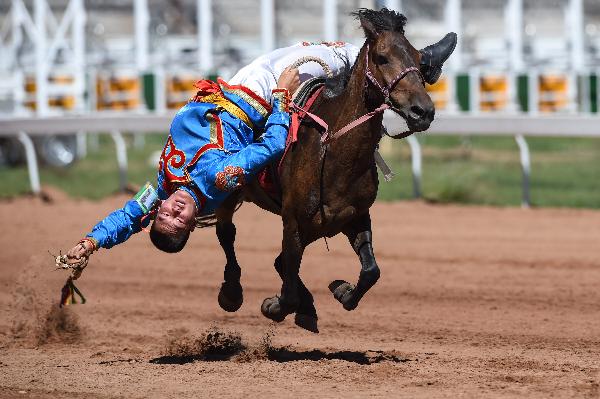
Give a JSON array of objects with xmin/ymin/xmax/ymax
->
[
  {"xmin": 66, "ymin": 33, "xmax": 456, "ymax": 263},
  {"xmin": 66, "ymin": 68, "xmax": 298, "ymax": 263},
  {"xmin": 228, "ymin": 33, "xmax": 457, "ymax": 102}
]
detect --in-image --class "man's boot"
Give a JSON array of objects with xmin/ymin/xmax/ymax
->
[{"xmin": 419, "ymin": 32, "xmax": 458, "ymax": 85}]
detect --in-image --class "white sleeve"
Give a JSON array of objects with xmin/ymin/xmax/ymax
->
[
  {"xmin": 228, "ymin": 42, "xmax": 361, "ymax": 104},
  {"xmin": 228, "ymin": 58, "xmax": 278, "ymax": 104}
]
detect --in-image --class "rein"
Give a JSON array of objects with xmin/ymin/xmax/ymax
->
[{"xmin": 291, "ymin": 43, "xmax": 424, "ymax": 145}]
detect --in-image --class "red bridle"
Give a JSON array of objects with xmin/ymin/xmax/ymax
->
[{"xmin": 292, "ymin": 43, "xmax": 424, "ymax": 144}]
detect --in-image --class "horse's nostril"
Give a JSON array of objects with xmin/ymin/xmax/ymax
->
[{"xmin": 410, "ymin": 105, "xmax": 426, "ymax": 118}]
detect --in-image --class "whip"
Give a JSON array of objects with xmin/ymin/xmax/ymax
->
[{"xmin": 53, "ymin": 252, "xmax": 88, "ymax": 307}]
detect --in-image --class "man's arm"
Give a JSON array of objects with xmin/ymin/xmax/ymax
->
[
  {"xmin": 66, "ymin": 183, "xmax": 158, "ymax": 261},
  {"xmin": 209, "ymin": 67, "xmax": 297, "ymax": 183}
]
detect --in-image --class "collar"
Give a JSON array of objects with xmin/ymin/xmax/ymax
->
[{"xmin": 177, "ymin": 186, "xmax": 199, "ymax": 214}]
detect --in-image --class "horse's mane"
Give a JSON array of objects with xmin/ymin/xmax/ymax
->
[
  {"xmin": 324, "ymin": 55, "xmax": 353, "ymax": 99},
  {"xmin": 324, "ymin": 8, "xmax": 407, "ymax": 99},
  {"xmin": 351, "ymin": 7, "xmax": 407, "ymax": 34}
]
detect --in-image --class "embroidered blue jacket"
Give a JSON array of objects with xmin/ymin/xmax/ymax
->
[{"xmin": 85, "ymin": 80, "xmax": 290, "ymax": 249}]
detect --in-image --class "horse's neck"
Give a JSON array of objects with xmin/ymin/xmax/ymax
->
[{"xmin": 328, "ymin": 45, "xmax": 383, "ymax": 155}]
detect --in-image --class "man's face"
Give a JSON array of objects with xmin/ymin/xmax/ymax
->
[{"xmin": 154, "ymin": 189, "xmax": 197, "ymax": 234}]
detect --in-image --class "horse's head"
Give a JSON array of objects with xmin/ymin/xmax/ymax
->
[{"xmin": 355, "ymin": 8, "xmax": 435, "ymax": 133}]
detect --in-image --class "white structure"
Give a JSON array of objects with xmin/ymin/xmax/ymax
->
[
  {"xmin": 0, "ymin": 0, "xmax": 86, "ymax": 116},
  {"xmin": 0, "ymin": 0, "xmax": 598, "ymax": 116},
  {"xmin": 261, "ymin": 0, "xmax": 275, "ymax": 53},
  {"xmin": 197, "ymin": 0, "xmax": 213, "ymax": 73}
]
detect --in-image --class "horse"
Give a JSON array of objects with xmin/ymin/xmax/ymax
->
[{"xmin": 214, "ymin": 8, "xmax": 435, "ymax": 333}]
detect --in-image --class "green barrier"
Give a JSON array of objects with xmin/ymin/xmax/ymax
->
[
  {"xmin": 591, "ymin": 74, "xmax": 597, "ymax": 113},
  {"xmin": 518, "ymin": 74, "xmax": 528, "ymax": 113},
  {"xmin": 456, "ymin": 74, "xmax": 469, "ymax": 112},
  {"xmin": 143, "ymin": 73, "xmax": 155, "ymax": 111}
]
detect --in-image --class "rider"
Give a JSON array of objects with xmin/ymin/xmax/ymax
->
[
  {"xmin": 229, "ymin": 34, "xmax": 457, "ymax": 101},
  {"xmin": 65, "ymin": 33, "xmax": 456, "ymax": 263}
]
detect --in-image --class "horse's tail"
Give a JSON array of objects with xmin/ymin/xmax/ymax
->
[{"xmin": 195, "ymin": 213, "xmax": 218, "ymax": 228}]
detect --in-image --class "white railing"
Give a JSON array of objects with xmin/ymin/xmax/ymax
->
[
  {"xmin": 1, "ymin": 111, "xmax": 600, "ymax": 206},
  {"xmin": 383, "ymin": 113, "xmax": 600, "ymax": 207}
]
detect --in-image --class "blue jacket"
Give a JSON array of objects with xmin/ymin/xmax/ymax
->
[{"xmin": 86, "ymin": 80, "xmax": 290, "ymax": 249}]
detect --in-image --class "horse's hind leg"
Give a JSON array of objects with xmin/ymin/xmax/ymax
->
[
  {"xmin": 273, "ymin": 253, "xmax": 319, "ymax": 333},
  {"xmin": 329, "ymin": 212, "xmax": 380, "ymax": 311},
  {"xmin": 261, "ymin": 217, "xmax": 304, "ymax": 322},
  {"xmin": 215, "ymin": 194, "xmax": 243, "ymax": 312}
]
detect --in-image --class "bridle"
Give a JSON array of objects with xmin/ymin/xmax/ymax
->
[
  {"xmin": 291, "ymin": 42, "xmax": 424, "ymax": 144},
  {"xmin": 364, "ymin": 43, "xmax": 424, "ymax": 105}
]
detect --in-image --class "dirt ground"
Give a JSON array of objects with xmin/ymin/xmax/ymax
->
[{"xmin": 1, "ymin": 191, "xmax": 599, "ymax": 398}]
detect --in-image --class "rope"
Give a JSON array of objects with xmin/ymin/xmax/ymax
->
[{"xmin": 289, "ymin": 56, "xmax": 334, "ymax": 78}]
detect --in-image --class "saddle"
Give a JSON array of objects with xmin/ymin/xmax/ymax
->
[
  {"xmin": 294, "ymin": 77, "xmax": 326, "ymax": 107},
  {"xmin": 256, "ymin": 77, "xmax": 326, "ymax": 206}
]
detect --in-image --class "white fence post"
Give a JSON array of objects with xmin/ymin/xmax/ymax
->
[
  {"xmin": 197, "ymin": 0, "xmax": 213, "ymax": 74},
  {"xmin": 261, "ymin": 0, "xmax": 275, "ymax": 53},
  {"xmin": 110, "ymin": 130, "xmax": 128, "ymax": 192},
  {"xmin": 514, "ymin": 134, "xmax": 531, "ymax": 208},
  {"xmin": 17, "ymin": 131, "xmax": 41, "ymax": 194},
  {"xmin": 323, "ymin": 0, "xmax": 337, "ymax": 42},
  {"xmin": 406, "ymin": 135, "xmax": 422, "ymax": 199},
  {"xmin": 34, "ymin": 0, "xmax": 48, "ymax": 116}
]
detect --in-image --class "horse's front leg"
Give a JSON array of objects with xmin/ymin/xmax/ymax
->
[
  {"xmin": 261, "ymin": 217, "xmax": 304, "ymax": 322},
  {"xmin": 215, "ymin": 195, "xmax": 243, "ymax": 312},
  {"xmin": 329, "ymin": 212, "xmax": 380, "ymax": 311}
]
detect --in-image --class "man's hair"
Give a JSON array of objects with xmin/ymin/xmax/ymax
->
[{"xmin": 149, "ymin": 222, "xmax": 190, "ymax": 253}]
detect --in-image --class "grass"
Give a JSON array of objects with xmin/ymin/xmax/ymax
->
[
  {"xmin": 376, "ymin": 135, "xmax": 600, "ymax": 208},
  {"xmin": 0, "ymin": 134, "xmax": 166, "ymax": 200},
  {"xmin": 1, "ymin": 133, "xmax": 599, "ymax": 208}
]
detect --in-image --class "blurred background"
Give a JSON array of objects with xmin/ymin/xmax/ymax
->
[{"xmin": 0, "ymin": 0, "xmax": 599, "ymax": 207}]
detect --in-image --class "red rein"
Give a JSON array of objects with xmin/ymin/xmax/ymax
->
[{"xmin": 291, "ymin": 44, "xmax": 423, "ymax": 145}]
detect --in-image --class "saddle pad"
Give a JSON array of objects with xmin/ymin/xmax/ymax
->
[{"xmin": 293, "ymin": 77, "xmax": 326, "ymax": 107}]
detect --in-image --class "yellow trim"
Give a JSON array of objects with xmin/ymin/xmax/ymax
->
[
  {"xmin": 220, "ymin": 86, "xmax": 270, "ymax": 120},
  {"xmin": 207, "ymin": 113, "xmax": 218, "ymax": 144},
  {"xmin": 272, "ymin": 89, "xmax": 290, "ymax": 113},
  {"xmin": 197, "ymin": 93, "xmax": 254, "ymax": 131}
]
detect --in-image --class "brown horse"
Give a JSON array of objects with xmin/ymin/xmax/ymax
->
[{"xmin": 214, "ymin": 8, "xmax": 435, "ymax": 332}]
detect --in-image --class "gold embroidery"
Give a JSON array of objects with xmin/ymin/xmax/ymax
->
[
  {"xmin": 207, "ymin": 113, "xmax": 219, "ymax": 145},
  {"xmin": 215, "ymin": 166, "xmax": 245, "ymax": 192},
  {"xmin": 219, "ymin": 84, "xmax": 270, "ymax": 120},
  {"xmin": 272, "ymin": 89, "xmax": 290, "ymax": 113},
  {"xmin": 197, "ymin": 92, "xmax": 254, "ymax": 130}
]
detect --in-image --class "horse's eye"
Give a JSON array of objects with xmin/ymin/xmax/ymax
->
[{"xmin": 375, "ymin": 55, "xmax": 389, "ymax": 65}]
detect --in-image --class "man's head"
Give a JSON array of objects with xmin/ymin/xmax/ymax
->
[{"xmin": 150, "ymin": 189, "xmax": 197, "ymax": 253}]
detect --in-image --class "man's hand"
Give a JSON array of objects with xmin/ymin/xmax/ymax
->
[
  {"xmin": 277, "ymin": 66, "xmax": 300, "ymax": 94},
  {"xmin": 66, "ymin": 240, "xmax": 94, "ymax": 263}
]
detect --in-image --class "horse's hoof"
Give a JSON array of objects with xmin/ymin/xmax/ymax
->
[
  {"xmin": 261, "ymin": 296, "xmax": 289, "ymax": 322},
  {"xmin": 294, "ymin": 313, "xmax": 319, "ymax": 333},
  {"xmin": 218, "ymin": 281, "xmax": 243, "ymax": 313},
  {"xmin": 328, "ymin": 280, "xmax": 357, "ymax": 311}
]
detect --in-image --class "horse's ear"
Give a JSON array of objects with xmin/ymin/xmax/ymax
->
[{"xmin": 358, "ymin": 16, "xmax": 378, "ymax": 42}]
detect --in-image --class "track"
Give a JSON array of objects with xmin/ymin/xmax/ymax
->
[{"xmin": 1, "ymin": 192, "xmax": 599, "ymax": 398}]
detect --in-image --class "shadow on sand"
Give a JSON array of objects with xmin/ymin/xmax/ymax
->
[
  {"xmin": 150, "ymin": 348, "xmax": 409, "ymax": 365},
  {"xmin": 267, "ymin": 348, "xmax": 409, "ymax": 364}
]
